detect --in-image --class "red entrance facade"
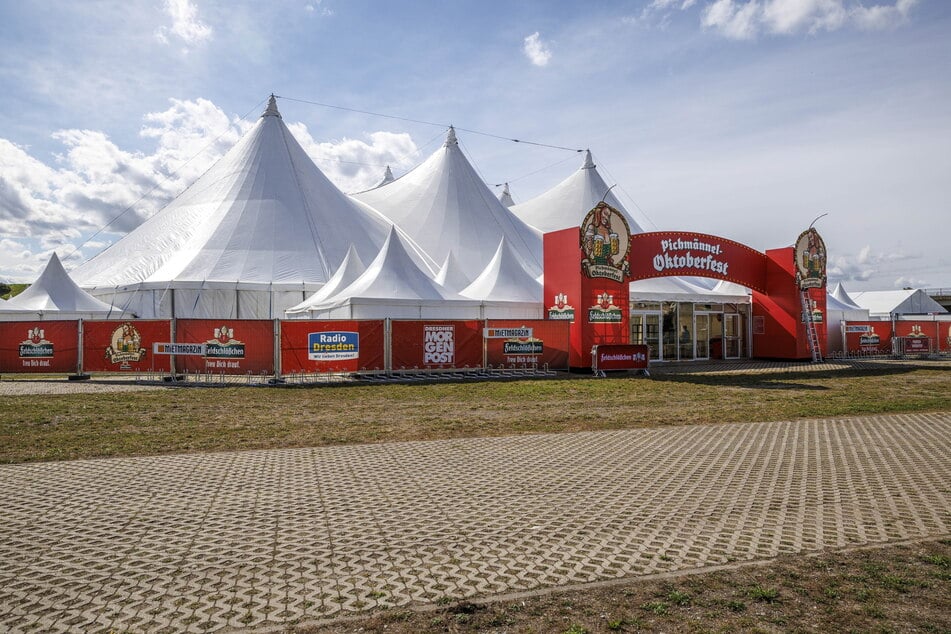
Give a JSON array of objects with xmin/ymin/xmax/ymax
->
[{"xmin": 544, "ymin": 204, "xmax": 827, "ymax": 368}]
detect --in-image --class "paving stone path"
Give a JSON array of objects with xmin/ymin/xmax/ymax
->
[{"xmin": 1, "ymin": 412, "xmax": 949, "ymax": 633}]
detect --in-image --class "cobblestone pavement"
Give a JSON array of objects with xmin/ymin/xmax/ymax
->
[{"xmin": 1, "ymin": 412, "xmax": 949, "ymax": 633}]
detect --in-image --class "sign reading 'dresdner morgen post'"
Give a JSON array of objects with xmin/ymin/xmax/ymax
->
[{"xmin": 628, "ymin": 232, "xmax": 768, "ymax": 293}]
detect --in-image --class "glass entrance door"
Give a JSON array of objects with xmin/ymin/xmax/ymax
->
[
  {"xmin": 694, "ymin": 313, "xmax": 710, "ymax": 359},
  {"xmin": 630, "ymin": 313, "xmax": 661, "ymax": 360},
  {"xmin": 724, "ymin": 313, "xmax": 742, "ymax": 359}
]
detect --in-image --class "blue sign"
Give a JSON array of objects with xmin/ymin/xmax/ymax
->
[{"xmin": 308, "ymin": 331, "xmax": 359, "ymax": 361}]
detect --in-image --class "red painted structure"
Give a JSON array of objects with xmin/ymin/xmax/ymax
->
[{"xmin": 544, "ymin": 224, "xmax": 828, "ymax": 367}]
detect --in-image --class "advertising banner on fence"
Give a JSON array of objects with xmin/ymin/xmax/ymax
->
[
  {"xmin": 485, "ymin": 319, "xmax": 570, "ymax": 369},
  {"xmin": 391, "ymin": 320, "xmax": 482, "ymax": 369},
  {"xmin": 281, "ymin": 320, "xmax": 385, "ymax": 374},
  {"xmin": 592, "ymin": 344, "xmax": 650, "ymax": 372},
  {"xmin": 0, "ymin": 320, "xmax": 79, "ymax": 373},
  {"xmin": 842, "ymin": 321, "xmax": 891, "ymax": 355},
  {"xmin": 174, "ymin": 320, "xmax": 273, "ymax": 374},
  {"xmin": 82, "ymin": 320, "xmax": 172, "ymax": 372}
]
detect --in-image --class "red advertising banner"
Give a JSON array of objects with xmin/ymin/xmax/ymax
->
[
  {"xmin": 174, "ymin": 320, "xmax": 274, "ymax": 374},
  {"xmin": 83, "ymin": 320, "xmax": 172, "ymax": 372},
  {"xmin": 629, "ymin": 232, "xmax": 768, "ymax": 293},
  {"xmin": 280, "ymin": 320, "xmax": 385, "ymax": 374},
  {"xmin": 0, "ymin": 320, "xmax": 79, "ymax": 374},
  {"xmin": 592, "ymin": 344, "xmax": 650, "ymax": 372},
  {"xmin": 842, "ymin": 321, "xmax": 891, "ymax": 355},
  {"xmin": 485, "ymin": 319, "xmax": 570, "ymax": 369},
  {"xmin": 391, "ymin": 320, "xmax": 482, "ymax": 369}
]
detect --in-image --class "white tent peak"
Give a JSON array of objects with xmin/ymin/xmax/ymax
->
[
  {"xmin": 510, "ymin": 148, "xmax": 641, "ymax": 234},
  {"xmin": 0, "ymin": 253, "xmax": 124, "ymax": 316},
  {"xmin": 445, "ymin": 126, "xmax": 458, "ymax": 146},
  {"xmin": 434, "ymin": 250, "xmax": 473, "ymax": 293},
  {"xmin": 378, "ymin": 165, "xmax": 395, "ymax": 186},
  {"xmin": 830, "ymin": 282, "xmax": 861, "ymax": 308},
  {"xmin": 352, "ymin": 127, "xmax": 542, "ymax": 280},
  {"xmin": 285, "ymin": 245, "xmax": 366, "ymax": 314},
  {"xmin": 327, "ymin": 225, "xmax": 458, "ymax": 304},
  {"xmin": 262, "ymin": 94, "xmax": 281, "ymax": 119},
  {"xmin": 460, "ymin": 237, "xmax": 542, "ymax": 302},
  {"xmin": 582, "ymin": 149, "xmax": 595, "ymax": 169},
  {"xmin": 71, "ymin": 99, "xmax": 436, "ymax": 318},
  {"xmin": 499, "ymin": 182, "xmax": 515, "ymax": 208}
]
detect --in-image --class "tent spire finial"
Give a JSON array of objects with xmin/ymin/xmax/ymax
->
[
  {"xmin": 445, "ymin": 126, "xmax": 458, "ymax": 147},
  {"xmin": 582, "ymin": 149, "xmax": 595, "ymax": 169},
  {"xmin": 262, "ymin": 94, "xmax": 282, "ymax": 119}
]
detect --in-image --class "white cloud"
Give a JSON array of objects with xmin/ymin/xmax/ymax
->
[
  {"xmin": 304, "ymin": 1, "xmax": 334, "ymax": 17},
  {"xmin": 523, "ymin": 32, "xmax": 553, "ymax": 67},
  {"xmin": 699, "ymin": 0, "xmax": 918, "ymax": 39},
  {"xmin": 828, "ymin": 244, "xmax": 921, "ymax": 286},
  {"xmin": 287, "ymin": 124, "xmax": 420, "ymax": 193},
  {"xmin": 155, "ymin": 0, "xmax": 213, "ymax": 48}
]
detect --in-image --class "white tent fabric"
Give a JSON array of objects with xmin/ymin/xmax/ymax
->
[
  {"xmin": 825, "ymin": 291, "xmax": 870, "ymax": 353},
  {"xmin": 461, "ymin": 238, "xmax": 542, "ymax": 303},
  {"xmin": 498, "ymin": 183, "xmax": 515, "ymax": 208},
  {"xmin": 434, "ymin": 251, "xmax": 473, "ymax": 293},
  {"xmin": 629, "ymin": 276, "xmax": 750, "ymax": 304},
  {"xmin": 510, "ymin": 150, "xmax": 642, "ymax": 234},
  {"xmin": 288, "ymin": 226, "xmax": 481, "ymax": 319},
  {"xmin": 352, "ymin": 127, "xmax": 542, "ymax": 279},
  {"xmin": 849, "ymin": 289, "xmax": 947, "ymax": 319},
  {"xmin": 830, "ymin": 282, "xmax": 862, "ymax": 309},
  {"xmin": 0, "ymin": 253, "xmax": 128, "ymax": 320},
  {"xmin": 284, "ymin": 245, "xmax": 366, "ymax": 316},
  {"xmin": 71, "ymin": 96, "xmax": 436, "ymax": 319}
]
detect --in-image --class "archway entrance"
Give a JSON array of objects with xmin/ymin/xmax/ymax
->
[{"xmin": 543, "ymin": 203, "xmax": 828, "ymax": 368}]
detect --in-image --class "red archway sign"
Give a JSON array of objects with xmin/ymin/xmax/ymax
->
[{"xmin": 627, "ymin": 232, "xmax": 767, "ymax": 293}]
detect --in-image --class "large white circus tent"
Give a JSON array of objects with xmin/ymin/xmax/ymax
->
[
  {"xmin": 70, "ymin": 96, "xmax": 436, "ymax": 319},
  {"xmin": 286, "ymin": 226, "xmax": 480, "ymax": 320},
  {"xmin": 0, "ymin": 253, "xmax": 129, "ymax": 321},
  {"xmin": 351, "ymin": 127, "xmax": 543, "ymax": 280},
  {"xmin": 509, "ymin": 150, "xmax": 641, "ymax": 234}
]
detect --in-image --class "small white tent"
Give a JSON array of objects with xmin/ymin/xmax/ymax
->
[
  {"xmin": 825, "ymin": 286, "xmax": 870, "ymax": 353},
  {"xmin": 352, "ymin": 127, "xmax": 542, "ymax": 279},
  {"xmin": 849, "ymin": 289, "xmax": 947, "ymax": 319},
  {"xmin": 287, "ymin": 226, "xmax": 481, "ymax": 320},
  {"xmin": 71, "ymin": 96, "xmax": 436, "ymax": 319},
  {"xmin": 284, "ymin": 245, "xmax": 366, "ymax": 317},
  {"xmin": 0, "ymin": 253, "xmax": 128, "ymax": 321},
  {"xmin": 434, "ymin": 251, "xmax": 473, "ymax": 294},
  {"xmin": 460, "ymin": 237, "xmax": 543, "ymax": 319}
]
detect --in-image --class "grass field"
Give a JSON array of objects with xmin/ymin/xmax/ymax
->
[{"xmin": 1, "ymin": 365, "xmax": 948, "ymax": 464}]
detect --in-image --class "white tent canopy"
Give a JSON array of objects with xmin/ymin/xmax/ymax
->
[
  {"xmin": 71, "ymin": 96, "xmax": 435, "ymax": 319},
  {"xmin": 849, "ymin": 289, "xmax": 947, "ymax": 319},
  {"xmin": 352, "ymin": 127, "xmax": 542, "ymax": 279},
  {"xmin": 285, "ymin": 245, "xmax": 366, "ymax": 316},
  {"xmin": 286, "ymin": 226, "xmax": 481, "ymax": 320},
  {"xmin": 629, "ymin": 276, "xmax": 750, "ymax": 304},
  {"xmin": 0, "ymin": 253, "xmax": 128, "ymax": 320},
  {"xmin": 830, "ymin": 282, "xmax": 862, "ymax": 309},
  {"xmin": 461, "ymin": 237, "xmax": 542, "ymax": 303},
  {"xmin": 825, "ymin": 289, "xmax": 870, "ymax": 353},
  {"xmin": 434, "ymin": 251, "xmax": 473, "ymax": 293},
  {"xmin": 510, "ymin": 150, "xmax": 642, "ymax": 234}
]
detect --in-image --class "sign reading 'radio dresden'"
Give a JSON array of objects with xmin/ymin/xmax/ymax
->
[{"xmin": 580, "ymin": 202, "xmax": 631, "ymax": 282}]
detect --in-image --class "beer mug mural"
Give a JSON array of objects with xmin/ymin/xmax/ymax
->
[{"xmin": 580, "ymin": 202, "xmax": 632, "ymax": 281}]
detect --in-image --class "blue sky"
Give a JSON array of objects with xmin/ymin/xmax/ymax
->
[{"xmin": 1, "ymin": 0, "xmax": 948, "ymax": 291}]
